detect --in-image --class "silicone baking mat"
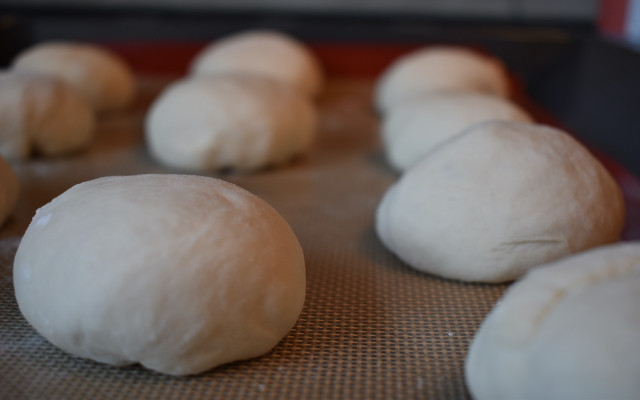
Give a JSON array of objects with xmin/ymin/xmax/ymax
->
[{"xmin": 1, "ymin": 71, "xmax": 638, "ymax": 400}]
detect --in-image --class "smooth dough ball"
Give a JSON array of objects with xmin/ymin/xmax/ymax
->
[
  {"xmin": 0, "ymin": 72, "xmax": 95, "ymax": 159},
  {"xmin": 466, "ymin": 243, "xmax": 640, "ymax": 400},
  {"xmin": 382, "ymin": 92, "xmax": 532, "ymax": 171},
  {"xmin": 146, "ymin": 74, "xmax": 316, "ymax": 171},
  {"xmin": 190, "ymin": 30, "xmax": 323, "ymax": 97},
  {"xmin": 13, "ymin": 174, "xmax": 306, "ymax": 376},
  {"xmin": 12, "ymin": 42, "xmax": 136, "ymax": 112},
  {"xmin": 375, "ymin": 46, "xmax": 510, "ymax": 113},
  {"xmin": 0, "ymin": 155, "xmax": 19, "ymax": 226},
  {"xmin": 375, "ymin": 121, "xmax": 624, "ymax": 283}
]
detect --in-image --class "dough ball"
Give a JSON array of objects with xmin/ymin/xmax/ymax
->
[
  {"xmin": 145, "ymin": 74, "xmax": 316, "ymax": 171},
  {"xmin": 375, "ymin": 46, "xmax": 509, "ymax": 113},
  {"xmin": 466, "ymin": 242, "xmax": 640, "ymax": 400},
  {"xmin": 13, "ymin": 174, "xmax": 306, "ymax": 376},
  {"xmin": 0, "ymin": 155, "xmax": 19, "ymax": 226},
  {"xmin": 12, "ymin": 42, "xmax": 136, "ymax": 112},
  {"xmin": 0, "ymin": 71, "xmax": 95, "ymax": 160},
  {"xmin": 375, "ymin": 121, "xmax": 624, "ymax": 283},
  {"xmin": 382, "ymin": 92, "xmax": 532, "ymax": 171},
  {"xmin": 190, "ymin": 30, "xmax": 323, "ymax": 97}
]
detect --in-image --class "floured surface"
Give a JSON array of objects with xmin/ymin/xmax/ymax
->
[{"xmin": 1, "ymin": 76, "xmax": 638, "ymax": 399}]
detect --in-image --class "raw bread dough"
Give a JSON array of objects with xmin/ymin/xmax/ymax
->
[
  {"xmin": 190, "ymin": 30, "xmax": 323, "ymax": 97},
  {"xmin": 13, "ymin": 174, "xmax": 306, "ymax": 376},
  {"xmin": 466, "ymin": 243, "xmax": 640, "ymax": 400},
  {"xmin": 0, "ymin": 155, "xmax": 19, "ymax": 226},
  {"xmin": 12, "ymin": 42, "xmax": 136, "ymax": 112},
  {"xmin": 375, "ymin": 46, "xmax": 509, "ymax": 113},
  {"xmin": 375, "ymin": 121, "xmax": 625, "ymax": 283},
  {"xmin": 382, "ymin": 92, "xmax": 532, "ymax": 171},
  {"xmin": 145, "ymin": 74, "xmax": 316, "ymax": 171},
  {"xmin": 0, "ymin": 72, "xmax": 95, "ymax": 159}
]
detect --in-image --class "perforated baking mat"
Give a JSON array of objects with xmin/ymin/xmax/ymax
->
[{"xmin": 1, "ymin": 76, "xmax": 639, "ymax": 400}]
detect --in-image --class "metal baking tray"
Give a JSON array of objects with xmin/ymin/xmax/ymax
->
[{"xmin": 1, "ymin": 10, "xmax": 639, "ymax": 399}]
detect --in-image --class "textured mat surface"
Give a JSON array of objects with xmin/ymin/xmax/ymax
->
[{"xmin": 1, "ymin": 77, "xmax": 636, "ymax": 400}]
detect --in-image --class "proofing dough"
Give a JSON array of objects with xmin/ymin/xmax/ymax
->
[
  {"xmin": 190, "ymin": 30, "xmax": 323, "ymax": 97},
  {"xmin": 466, "ymin": 243, "xmax": 640, "ymax": 400},
  {"xmin": 12, "ymin": 42, "xmax": 136, "ymax": 112},
  {"xmin": 0, "ymin": 155, "xmax": 19, "ymax": 226},
  {"xmin": 13, "ymin": 174, "xmax": 306, "ymax": 376},
  {"xmin": 375, "ymin": 46, "xmax": 509, "ymax": 113},
  {"xmin": 145, "ymin": 74, "xmax": 316, "ymax": 171},
  {"xmin": 382, "ymin": 92, "xmax": 532, "ymax": 171},
  {"xmin": 375, "ymin": 121, "xmax": 624, "ymax": 283},
  {"xmin": 0, "ymin": 72, "xmax": 95, "ymax": 159}
]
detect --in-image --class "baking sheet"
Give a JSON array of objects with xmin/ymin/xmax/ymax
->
[{"xmin": 1, "ymin": 73, "xmax": 638, "ymax": 400}]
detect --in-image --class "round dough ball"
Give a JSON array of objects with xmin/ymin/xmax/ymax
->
[
  {"xmin": 375, "ymin": 121, "xmax": 624, "ymax": 283},
  {"xmin": 0, "ymin": 71, "xmax": 95, "ymax": 159},
  {"xmin": 375, "ymin": 46, "xmax": 510, "ymax": 113},
  {"xmin": 382, "ymin": 92, "xmax": 532, "ymax": 171},
  {"xmin": 145, "ymin": 74, "xmax": 316, "ymax": 171},
  {"xmin": 0, "ymin": 155, "xmax": 19, "ymax": 226},
  {"xmin": 466, "ymin": 242, "xmax": 640, "ymax": 399},
  {"xmin": 190, "ymin": 30, "xmax": 323, "ymax": 97},
  {"xmin": 13, "ymin": 174, "xmax": 306, "ymax": 375},
  {"xmin": 12, "ymin": 42, "xmax": 136, "ymax": 112}
]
